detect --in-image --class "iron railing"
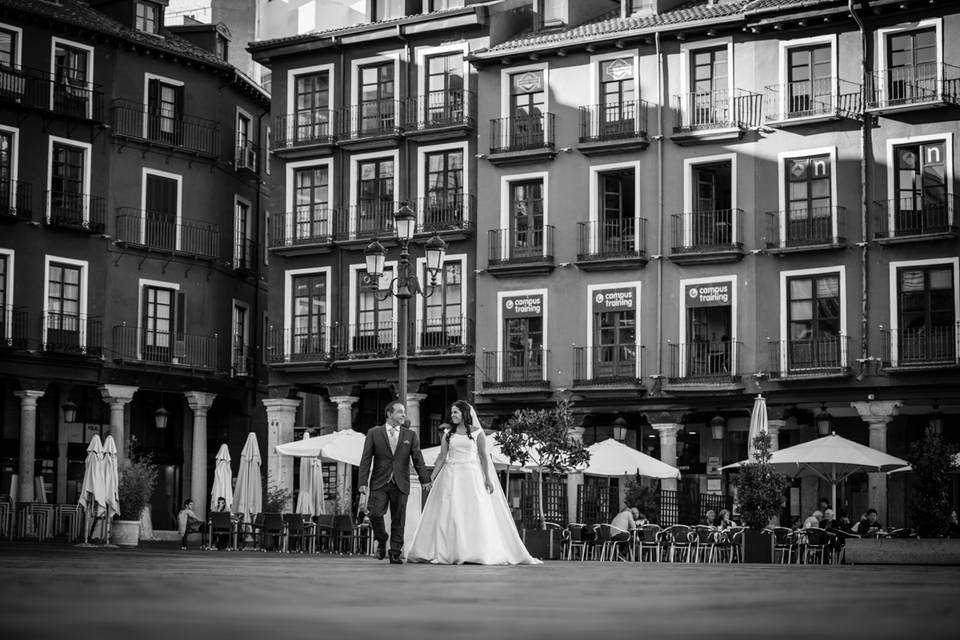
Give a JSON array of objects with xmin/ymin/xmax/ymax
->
[
  {"xmin": 0, "ymin": 64, "xmax": 104, "ymax": 120},
  {"xmin": 0, "ymin": 180, "xmax": 32, "ymax": 221},
  {"xmin": 115, "ymin": 208, "xmax": 220, "ymax": 259},
  {"xmin": 404, "ymin": 89, "xmax": 474, "ymax": 130},
  {"xmin": 235, "ymin": 140, "xmax": 259, "ymax": 174},
  {"xmin": 670, "ymin": 209, "xmax": 742, "ymax": 253},
  {"xmin": 576, "ymin": 218, "xmax": 646, "ymax": 260},
  {"xmin": 489, "ymin": 113, "xmax": 555, "ymax": 153},
  {"xmin": 881, "ymin": 323, "xmax": 959, "ymax": 368},
  {"xmin": 345, "ymin": 99, "xmax": 402, "ymax": 138},
  {"xmin": 764, "ymin": 78, "xmax": 862, "ymax": 120},
  {"xmin": 0, "ymin": 305, "xmax": 29, "ymax": 349},
  {"xmin": 415, "ymin": 316, "xmax": 472, "ymax": 354},
  {"xmin": 112, "ymin": 323, "xmax": 219, "ymax": 371},
  {"xmin": 768, "ymin": 335, "xmax": 850, "ymax": 377},
  {"xmin": 765, "ymin": 206, "xmax": 846, "ymax": 249},
  {"xmin": 271, "ymin": 109, "xmax": 339, "ymax": 149},
  {"xmin": 269, "ymin": 207, "xmax": 337, "ymax": 248},
  {"xmin": 41, "ymin": 312, "xmax": 102, "ymax": 356},
  {"xmin": 866, "ymin": 62, "xmax": 960, "ymax": 110},
  {"xmin": 578, "ymin": 99, "xmax": 649, "ymax": 142},
  {"xmin": 111, "ymin": 99, "xmax": 221, "ymax": 156},
  {"xmin": 873, "ymin": 196, "xmax": 958, "ymax": 238},
  {"xmin": 673, "ymin": 88, "xmax": 762, "ymax": 131},
  {"xmin": 487, "ymin": 225, "xmax": 555, "ymax": 264},
  {"xmin": 416, "ymin": 193, "xmax": 474, "ymax": 233},
  {"xmin": 577, "ymin": 484, "xmax": 620, "ymax": 526},
  {"xmin": 45, "ymin": 191, "xmax": 105, "ymax": 233},
  {"xmin": 234, "ymin": 233, "xmax": 258, "ymax": 272},
  {"xmin": 481, "ymin": 349, "xmax": 549, "ymax": 388},
  {"xmin": 668, "ymin": 340, "xmax": 741, "ymax": 382},
  {"xmin": 267, "ymin": 325, "xmax": 334, "ymax": 363},
  {"xmin": 572, "ymin": 345, "xmax": 640, "ymax": 384},
  {"xmin": 231, "ymin": 341, "xmax": 254, "ymax": 377},
  {"xmin": 342, "ymin": 201, "xmax": 399, "ymax": 241},
  {"xmin": 344, "ymin": 322, "xmax": 397, "ymax": 358}
]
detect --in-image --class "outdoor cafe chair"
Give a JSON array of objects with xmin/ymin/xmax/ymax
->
[
  {"xmin": 283, "ymin": 514, "xmax": 316, "ymax": 553},
  {"xmin": 771, "ymin": 526, "xmax": 798, "ymax": 564},
  {"xmin": 637, "ymin": 524, "xmax": 662, "ymax": 562},
  {"xmin": 250, "ymin": 513, "xmax": 287, "ymax": 552},
  {"xmin": 564, "ymin": 523, "xmax": 593, "ymax": 561},
  {"xmin": 692, "ymin": 525, "xmax": 719, "ymax": 562},
  {"xmin": 830, "ymin": 529, "xmax": 859, "ymax": 564},
  {"xmin": 727, "ymin": 527, "xmax": 745, "ymax": 563},
  {"xmin": 208, "ymin": 512, "xmax": 236, "ymax": 550},
  {"xmin": 595, "ymin": 523, "xmax": 633, "ymax": 561},
  {"xmin": 661, "ymin": 524, "xmax": 695, "ymax": 562},
  {"xmin": 0, "ymin": 497, "xmax": 11, "ymax": 539},
  {"xmin": 56, "ymin": 504, "xmax": 83, "ymax": 542},
  {"xmin": 313, "ymin": 514, "xmax": 335, "ymax": 552},
  {"xmin": 332, "ymin": 514, "xmax": 360, "ymax": 554},
  {"xmin": 799, "ymin": 527, "xmax": 832, "ymax": 564}
]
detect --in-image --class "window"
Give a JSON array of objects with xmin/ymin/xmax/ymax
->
[
  {"xmin": 232, "ymin": 303, "xmax": 250, "ymax": 375},
  {"xmin": 539, "ymin": 0, "xmax": 563, "ymax": 27},
  {"xmin": 886, "ymin": 27, "xmax": 937, "ymax": 104},
  {"xmin": 216, "ymin": 35, "xmax": 228, "ymax": 61},
  {"xmin": 501, "ymin": 293, "xmax": 544, "ymax": 383},
  {"xmin": 358, "ymin": 61, "xmax": 394, "ymax": 134},
  {"xmin": 592, "ymin": 288, "xmax": 636, "ymax": 379},
  {"xmin": 142, "ymin": 284, "xmax": 183, "ymax": 362},
  {"xmin": 144, "ymin": 172, "xmax": 178, "ymax": 250},
  {"xmin": 373, "ymin": 0, "xmax": 404, "ymax": 20},
  {"xmin": 294, "ymin": 165, "xmax": 330, "ymax": 241},
  {"xmin": 424, "ymin": 149, "xmax": 463, "ymax": 228},
  {"xmin": 599, "ymin": 58, "xmax": 635, "ymax": 136},
  {"xmin": 690, "ymin": 160, "xmax": 733, "ymax": 246},
  {"xmin": 683, "ymin": 280, "xmax": 733, "ymax": 378},
  {"xmin": 509, "ymin": 179, "xmax": 544, "ymax": 258},
  {"xmin": 787, "ymin": 273, "xmax": 841, "ymax": 370},
  {"xmin": 0, "ymin": 27, "xmax": 16, "ymax": 67},
  {"xmin": 292, "ymin": 272, "xmax": 326, "ymax": 358},
  {"xmin": 355, "ymin": 268, "xmax": 394, "ymax": 353},
  {"xmin": 53, "ymin": 41, "xmax": 90, "ymax": 117},
  {"xmin": 897, "ymin": 265, "xmax": 955, "ymax": 363},
  {"xmin": 50, "ymin": 141, "xmax": 86, "ymax": 225},
  {"xmin": 46, "ymin": 262, "xmax": 81, "ymax": 350},
  {"xmin": 294, "ymin": 70, "xmax": 330, "ymax": 142},
  {"xmin": 0, "ymin": 129, "xmax": 13, "ymax": 213},
  {"xmin": 236, "ymin": 111, "xmax": 254, "ymax": 170},
  {"xmin": 786, "ymin": 44, "xmax": 831, "ymax": 116},
  {"xmin": 509, "ymin": 71, "xmax": 545, "ymax": 148},
  {"xmin": 147, "ymin": 77, "xmax": 183, "ymax": 144},
  {"xmin": 135, "ymin": 2, "xmax": 160, "ymax": 34},
  {"xmin": 599, "ymin": 168, "xmax": 636, "ymax": 253},
  {"xmin": 425, "ymin": 53, "xmax": 464, "ymax": 124},
  {"xmin": 357, "ymin": 158, "xmax": 394, "ymax": 235},
  {"xmin": 235, "ymin": 199, "xmax": 252, "ymax": 270},
  {"xmin": 0, "ymin": 252, "xmax": 8, "ymax": 340},
  {"xmin": 421, "ymin": 261, "xmax": 462, "ymax": 349},
  {"xmin": 785, "ymin": 154, "xmax": 832, "ymax": 244},
  {"xmin": 893, "ymin": 141, "xmax": 947, "ymax": 234},
  {"xmin": 690, "ymin": 47, "xmax": 728, "ymax": 127}
]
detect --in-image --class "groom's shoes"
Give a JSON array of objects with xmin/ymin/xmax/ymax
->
[
  {"xmin": 376, "ymin": 543, "xmax": 386, "ymax": 560},
  {"xmin": 388, "ymin": 551, "xmax": 403, "ymax": 564}
]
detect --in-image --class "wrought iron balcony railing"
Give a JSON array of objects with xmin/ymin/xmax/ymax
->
[
  {"xmin": 764, "ymin": 78, "xmax": 862, "ymax": 121},
  {"xmin": 873, "ymin": 196, "xmax": 958, "ymax": 239},
  {"xmin": 42, "ymin": 312, "xmax": 102, "ymax": 356},
  {"xmin": 673, "ymin": 89, "xmax": 762, "ymax": 131},
  {"xmin": 0, "ymin": 305, "xmax": 29, "ymax": 349},
  {"xmin": 269, "ymin": 207, "xmax": 337, "ymax": 248},
  {"xmin": 267, "ymin": 325, "xmax": 334, "ymax": 363},
  {"xmin": 481, "ymin": 349, "xmax": 550, "ymax": 388},
  {"xmin": 115, "ymin": 208, "xmax": 220, "ymax": 259},
  {"xmin": 342, "ymin": 201, "xmax": 398, "ymax": 241},
  {"xmin": 866, "ymin": 62, "xmax": 960, "ymax": 110},
  {"xmin": 344, "ymin": 322, "xmax": 397, "ymax": 358},
  {"xmin": 764, "ymin": 206, "xmax": 847, "ymax": 249},
  {"xmin": 488, "ymin": 226, "xmax": 555, "ymax": 264},
  {"xmin": 881, "ymin": 323, "xmax": 959, "ymax": 368},
  {"xmin": 415, "ymin": 316, "xmax": 472, "ymax": 354},
  {"xmin": 111, "ymin": 99, "xmax": 221, "ymax": 156},
  {"xmin": 45, "ymin": 191, "xmax": 105, "ymax": 233},
  {"xmin": 405, "ymin": 89, "xmax": 474, "ymax": 131},
  {"xmin": 272, "ymin": 109, "xmax": 339, "ymax": 149},
  {"xmin": 578, "ymin": 99, "xmax": 649, "ymax": 142},
  {"xmin": 670, "ymin": 209, "xmax": 741, "ymax": 253},
  {"xmin": 668, "ymin": 340, "xmax": 741, "ymax": 383},
  {"xmin": 0, "ymin": 180, "xmax": 32, "ymax": 221},
  {"xmin": 490, "ymin": 113, "xmax": 556, "ymax": 154},
  {"xmin": 577, "ymin": 218, "xmax": 646, "ymax": 260},
  {"xmin": 0, "ymin": 64, "xmax": 104, "ymax": 120},
  {"xmin": 112, "ymin": 323, "xmax": 219, "ymax": 371},
  {"xmin": 573, "ymin": 345, "xmax": 640, "ymax": 384},
  {"xmin": 767, "ymin": 335, "xmax": 850, "ymax": 377},
  {"xmin": 231, "ymin": 341, "xmax": 254, "ymax": 377},
  {"xmin": 233, "ymin": 233, "xmax": 258, "ymax": 272},
  {"xmin": 416, "ymin": 193, "xmax": 474, "ymax": 234},
  {"xmin": 235, "ymin": 140, "xmax": 259, "ymax": 174},
  {"xmin": 345, "ymin": 99, "xmax": 402, "ymax": 138}
]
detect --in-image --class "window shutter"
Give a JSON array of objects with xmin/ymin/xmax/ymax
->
[
  {"xmin": 147, "ymin": 79, "xmax": 158, "ymax": 111},
  {"xmin": 174, "ymin": 85, "xmax": 185, "ymax": 118},
  {"xmin": 173, "ymin": 291, "xmax": 186, "ymax": 360}
]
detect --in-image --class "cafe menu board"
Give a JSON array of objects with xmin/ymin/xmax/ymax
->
[
  {"xmin": 685, "ymin": 281, "xmax": 733, "ymax": 307},
  {"xmin": 502, "ymin": 294, "xmax": 543, "ymax": 318},
  {"xmin": 592, "ymin": 287, "xmax": 636, "ymax": 313}
]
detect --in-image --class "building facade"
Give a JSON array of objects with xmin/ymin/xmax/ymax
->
[{"xmin": 0, "ymin": 0, "xmax": 269, "ymax": 527}]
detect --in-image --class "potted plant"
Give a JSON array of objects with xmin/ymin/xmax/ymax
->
[
  {"xmin": 624, "ymin": 476, "xmax": 660, "ymax": 524},
  {"xmin": 734, "ymin": 432, "xmax": 788, "ymax": 563},
  {"xmin": 111, "ymin": 448, "xmax": 159, "ymax": 548},
  {"xmin": 264, "ymin": 483, "xmax": 293, "ymax": 513},
  {"xmin": 496, "ymin": 399, "xmax": 590, "ymax": 560}
]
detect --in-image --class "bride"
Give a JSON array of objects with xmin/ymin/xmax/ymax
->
[{"xmin": 406, "ymin": 400, "xmax": 541, "ymax": 565}]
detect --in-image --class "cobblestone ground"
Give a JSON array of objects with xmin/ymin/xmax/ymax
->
[{"xmin": 0, "ymin": 543, "xmax": 956, "ymax": 640}]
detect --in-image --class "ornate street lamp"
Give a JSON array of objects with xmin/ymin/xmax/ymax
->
[
  {"xmin": 612, "ymin": 416, "xmax": 628, "ymax": 443},
  {"xmin": 62, "ymin": 400, "xmax": 78, "ymax": 423},
  {"xmin": 929, "ymin": 402, "xmax": 943, "ymax": 436},
  {"xmin": 364, "ymin": 203, "xmax": 447, "ymax": 404},
  {"xmin": 710, "ymin": 414, "xmax": 727, "ymax": 440},
  {"xmin": 815, "ymin": 403, "xmax": 832, "ymax": 436},
  {"xmin": 154, "ymin": 403, "xmax": 170, "ymax": 430}
]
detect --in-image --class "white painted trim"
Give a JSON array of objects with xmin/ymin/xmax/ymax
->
[
  {"xmin": 140, "ymin": 167, "xmax": 182, "ymax": 248},
  {"xmin": 415, "ymin": 140, "xmax": 470, "ymax": 226},
  {"xmin": 348, "ymin": 260, "xmax": 398, "ymax": 351},
  {"xmin": 499, "ymin": 61, "xmax": 549, "ymax": 148},
  {"xmin": 349, "ymin": 52, "xmax": 401, "ymax": 133},
  {"xmin": 886, "ymin": 257, "xmax": 959, "ymax": 367},
  {"xmin": 682, "ymin": 152, "xmax": 738, "ymax": 245},
  {"xmin": 778, "ymin": 265, "xmax": 847, "ymax": 373},
  {"xmin": 348, "ymin": 148, "xmax": 400, "ymax": 238},
  {"xmin": 137, "ymin": 277, "xmax": 180, "ymax": 363},
  {"xmin": 585, "ymin": 280, "xmax": 643, "ymax": 380},
  {"xmin": 0, "ymin": 248, "xmax": 13, "ymax": 341},
  {"xmin": 776, "ymin": 34, "xmax": 838, "ymax": 121},
  {"xmin": 679, "ymin": 37, "xmax": 734, "ymax": 128},
  {"xmin": 776, "ymin": 145, "xmax": 838, "ymax": 244},
  {"xmin": 876, "ymin": 18, "xmax": 943, "ymax": 107},
  {"xmin": 283, "ymin": 266, "xmax": 332, "ymax": 362},
  {"xmin": 46, "ymin": 135, "xmax": 92, "ymax": 224},
  {"xmin": 0, "ymin": 23, "xmax": 23, "ymax": 67},
  {"xmin": 677, "ymin": 275, "xmax": 739, "ymax": 378},
  {"xmin": 495, "ymin": 287, "xmax": 548, "ymax": 384},
  {"xmin": 143, "ymin": 72, "xmax": 184, "ymax": 139},
  {"xmin": 44, "ymin": 255, "xmax": 89, "ymax": 350},
  {"xmin": 883, "ymin": 132, "xmax": 954, "ymax": 235},
  {"xmin": 50, "ymin": 37, "xmax": 95, "ymax": 118},
  {"xmin": 0, "ymin": 124, "xmax": 19, "ymax": 211},
  {"xmin": 285, "ymin": 157, "xmax": 334, "ymax": 241},
  {"xmin": 414, "ymin": 42, "xmax": 470, "ymax": 104},
  {"xmin": 589, "ymin": 49, "xmax": 641, "ymax": 105},
  {"xmin": 414, "ymin": 253, "xmax": 468, "ymax": 351},
  {"xmin": 285, "ymin": 63, "xmax": 335, "ymax": 143},
  {"xmin": 588, "ymin": 159, "xmax": 642, "ymax": 255},
  {"xmin": 499, "ymin": 170, "xmax": 549, "ymax": 259}
]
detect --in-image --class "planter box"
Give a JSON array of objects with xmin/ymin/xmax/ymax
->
[
  {"xmin": 741, "ymin": 528, "xmax": 773, "ymax": 563},
  {"xmin": 522, "ymin": 528, "xmax": 562, "ymax": 560},
  {"xmin": 110, "ymin": 519, "xmax": 141, "ymax": 548},
  {"xmin": 844, "ymin": 538, "xmax": 960, "ymax": 565}
]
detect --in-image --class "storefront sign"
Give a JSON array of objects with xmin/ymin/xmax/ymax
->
[
  {"xmin": 592, "ymin": 287, "xmax": 635, "ymax": 312},
  {"xmin": 686, "ymin": 280, "xmax": 732, "ymax": 307},
  {"xmin": 503, "ymin": 294, "xmax": 543, "ymax": 318}
]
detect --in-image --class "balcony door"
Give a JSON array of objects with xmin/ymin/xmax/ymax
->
[
  {"xmin": 46, "ymin": 263, "xmax": 80, "ymax": 351},
  {"xmin": 147, "ymin": 78, "xmax": 183, "ymax": 144},
  {"xmin": 426, "ymin": 53, "xmax": 463, "ymax": 125},
  {"xmin": 787, "ymin": 274, "xmax": 841, "ymax": 370},
  {"xmin": 294, "ymin": 165, "xmax": 329, "ymax": 241},
  {"xmin": 787, "ymin": 44, "xmax": 831, "ymax": 116},
  {"xmin": 786, "ymin": 155, "xmax": 832, "ymax": 245},
  {"xmin": 504, "ymin": 316, "xmax": 542, "ymax": 383},
  {"xmin": 594, "ymin": 308, "xmax": 635, "ymax": 379},
  {"xmin": 690, "ymin": 47, "xmax": 728, "ymax": 126},
  {"xmin": 692, "ymin": 161, "xmax": 731, "ymax": 246},
  {"xmin": 599, "ymin": 169, "xmax": 635, "ymax": 254},
  {"xmin": 686, "ymin": 305, "xmax": 731, "ymax": 376},
  {"xmin": 509, "ymin": 70, "xmax": 544, "ymax": 148},
  {"xmin": 421, "ymin": 262, "xmax": 462, "ymax": 350},
  {"xmin": 358, "ymin": 62, "xmax": 394, "ymax": 134},
  {"xmin": 357, "ymin": 158, "xmax": 394, "ymax": 235},
  {"xmin": 0, "ymin": 130, "xmax": 11, "ymax": 213},
  {"xmin": 510, "ymin": 179, "xmax": 543, "ymax": 259},
  {"xmin": 425, "ymin": 149, "xmax": 463, "ymax": 229},
  {"xmin": 145, "ymin": 173, "xmax": 177, "ymax": 250},
  {"xmin": 887, "ymin": 28, "xmax": 937, "ymax": 103},
  {"xmin": 53, "ymin": 42, "xmax": 89, "ymax": 117},
  {"xmin": 599, "ymin": 58, "xmax": 635, "ymax": 138},
  {"xmin": 50, "ymin": 142, "xmax": 84, "ymax": 225},
  {"xmin": 292, "ymin": 273, "xmax": 326, "ymax": 359},
  {"xmin": 897, "ymin": 265, "xmax": 955, "ymax": 364},
  {"xmin": 893, "ymin": 141, "xmax": 947, "ymax": 234},
  {"xmin": 355, "ymin": 269, "xmax": 393, "ymax": 354},
  {"xmin": 142, "ymin": 285, "xmax": 182, "ymax": 362},
  {"xmin": 294, "ymin": 70, "xmax": 329, "ymax": 143}
]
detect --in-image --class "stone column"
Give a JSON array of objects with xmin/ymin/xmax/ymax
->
[
  {"xmin": 14, "ymin": 390, "xmax": 44, "ymax": 503},
  {"xmin": 567, "ymin": 425, "xmax": 585, "ymax": 525},
  {"xmin": 653, "ymin": 423, "xmax": 682, "ymax": 492},
  {"xmin": 99, "ymin": 384, "xmax": 137, "ymax": 463},
  {"xmin": 329, "ymin": 395, "xmax": 358, "ymax": 512},
  {"xmin": 185, "ymin": 391, "xmax": 217, "ymax": 517},
  {"xmin": 262, "ymin": 398, "xmax": 300, "ymax": 513},
  {"xmin": 404, "ymin": 392, "xmax": 427, "ymax": 440},
  {"xmin": 851, "ymin": 400, "xmax": 901, "ymax": 522},
  {"xmin": 766, "ymin": 419, "xmax": 785, "ymax": 452}
]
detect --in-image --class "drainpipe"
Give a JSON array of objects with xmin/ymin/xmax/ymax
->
[
  {"xmin": 654, "ymin": 30, "xmax": 665, "ymax": 391},
  {"xmin": 849, "ymin": 0, "xmax": 871, "ymax": 375}
]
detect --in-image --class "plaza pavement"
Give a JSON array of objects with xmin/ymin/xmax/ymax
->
[{"xmin": 0, "ymin": 542, "xmax": 956, "ymax": 640}]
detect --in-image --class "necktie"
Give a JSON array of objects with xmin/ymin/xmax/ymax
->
[{"xmin": 388, "ymin": 426, "xmax": 398, "ymax": 454}]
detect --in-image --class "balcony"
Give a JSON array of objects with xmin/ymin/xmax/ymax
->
[
  {"xmin": 0, "ymin": 305, "xmax": 29, "ymax": 349},
  {"xmin": 268, "ymin": 207, "xmax": 336, "ymax": 254},
  {"xmin": 0, "ymin": 180, "xmax": 33, "ymax": 222},
  {"xmin": 267, "ymin": 325, "xmax": 334, "ymax": 366},
  {"xmin": 271, "ymin": 109, "xmax": 339, "ymax": 156},
  {"xmin": 341, "ymin": 100, "xmax": 402, "ymax": 149},
  {"xmin": 339, "ymin": 201, "xmax": 398, "ymax": 243},
  {"xmin": 233, "ymin": 233, "xmax": 258, "ymax": 274},
  {"xmin": 671, "ymin": 89, "xmax": 761, "ymax": 144},
  {"xmin": 404, "ymin": 90, "xmax": 474, "ymax": 140},
  {"xmin": 414, "ymin": 316, "xmax": 473, "ymax": 360},
  {"xmin": 235, "ymin": 141, "xmax": 259, "ymax": 175},
  {"xmin": 416, "ymin": 193, "xmax": 474, "ymax": 238},
  {"xmin": 42, "ymin": 312, "xmax": 102, "ymax": 357},
  {"xmin": 0, "ymin": 65, "xmax": 104, "ymax": 121},
  {"xmin": 486, "ymin": 226, "xmax": 555, "ymax": 277},
  {"xmin": 232, "ymin": 341, "xmax": 254, "ymax": 377},
  {"xmin": 45, "ymin": 191, "xmax": 105, "ymax": 233},
  {"xmin": 872, "ymin": 196, "xmax": 958, "ymax": 243},
  {"xmin": 343, "ymin": 322, "xmax": 397, "ymax": 360},
  {"xmin": 115, "ymin": 208, "xmax": 220, "ymax": 260},
  {"xmin": 765, "ymin": 207, "xmax": 847, "ymax": 254},
  {"xmin": 666, "ymin": 341, "xmax": 744, "ymax": 389},
  {"xmin": 767, "ymin": 335, "xmax": 851, "ymax": 379},
  {"xmin": 480, "ymin": 349, "xmax": 551, "ymax": 391},
  {"xmin": 573, "ymin": 346, "xmax": 642, "ymax": 387},
  {"xmin": 487, "ymin": 113, "xmax": 556, "ymax": 166},
  {"xmin": 576, "ymin": 218, "xmax": 647, "ymax": 271},
  {"xmin": 764, "ymin": 79, "xmax": 862, "ymax": 125},
  {"xmin": 577, "ymin": 100, "xmax": 650, "ymax": 155},
  {"xmin": 111, "ymin": 99, "xmax": 221, "ymax": 158},
  {"xmin": 866, "ymin": 62, "xmax": 960, "ymax": 114},
  {"xmin": 669, "ymin": 209, "xmax": 743, "ymax": 264},
  {"xmin": 112, "ymin": 323, "xmax": 219, "ymax": 371},
  {"xmin": 881, "ymin": 323, "xmax": 959, "ymax": 370}
]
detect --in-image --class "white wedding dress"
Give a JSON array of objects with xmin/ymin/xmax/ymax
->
[{"xmin": 407, "ymin": 431, "xmax": 541, "ymax": 565}]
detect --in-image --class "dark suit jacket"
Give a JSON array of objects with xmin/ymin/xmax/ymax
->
[{"xmin": 358, "ymin": 424, "xmax": 431, "ymax": 495}]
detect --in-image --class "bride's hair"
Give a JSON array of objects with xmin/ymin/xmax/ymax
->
[{"xmin": 446, "ymin": 400, "xmax": 476, "ymax": 444}]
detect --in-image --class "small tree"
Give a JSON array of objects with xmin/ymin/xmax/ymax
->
[
  {"xmin": 735, "ymin": 432, "xmax": 789, "ymax": 531},
  {"xmin": 117, "ymin": 438, "xmax": 158, "ymax": 521},
  {"xmin": 624, "ymin": 475, "xmax": 660, "ymax": 524},
  {"xmin": 907, "ymin": 425, "xmax": 959, "ymax": 537},
  {"xmin": 495, "ymin": 399, "xmax": 590, "ymax": 529}
]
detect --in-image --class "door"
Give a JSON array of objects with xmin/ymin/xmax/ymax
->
[
  {"xmin": 509, "ymin": 71, "xmax": 545, "ymax": 149},
  {"xmin": 294, "ymin": 71, "xmax": 329, "ymax": 143},
  {"xmin": 358, "ymin": 62, "xmax": 394, "ymax": 134},
  {"xmin": 357, "ymin": 158, "xmax": 393, "ymax": 236},
  {"xmin": 690, "ymin": 47, "xmax": 728, "ymax": 127},
  {"xmin": 147, "ymin": 79, "xmax": 184, "ymax": 144},
  {"xmin": 594, "ymin": 309, "xmax": 635, "ymax": 379},
  {"xmin": 294, "ymin": 166, "xmax": 329, "ymax": 241},
  {"xmin": 787, "ymin": 45, "xmax": 832, "ymax": 116},
  {"xmin": 786, "ymin": 155, "xmax": 832, "ymax": 245},
  {"xmin": 142, "ymin": 286, "xmax": 179, "ymax": 362},
  {"xmin": 50, "ymin": 143, "xmax": 84, "ymax": 225},
  {"xmin": 599, "ymin": 58, "xmax": 635, "ymax": 138},
  {"xmin": 145, "ymin": 174, "xmax": 177, "ymax": 250},
  {"xmin": 355, "ymin": 269, "xmax": 393, "ymax": 354},
  {"xmin": 893, "ymin": 142, "xmax": 947, "ymax": 235},
  {"xmin": 787, "ymin": 275, "xmax": 841, "ymax": 370},
  {"xmin": 426, "ymin": 53, "xmax": 463, "ymax": 124},
  {"xmin": 504, "ymin": 316, "xmax": 542, "ymax": 383},
  {"xmin": 887, "ymin": 28, "xmax": 937, "ymax": 104},
  {"xmin": 509, "ymin": 180, "xmax": 543, "ymax": 258},
  {"xmin": 425, "ymin": 149, "xmax": 463, "ymax": 229},
  {"xmin": 897, "ymin": 265, "xmax": 955, "ymax": 364},
  {"xmin": 292, "ymin": 273, "xmax": 325, "ymax": 359},
  {"xmin": 600, "ymin": 170, "xmax": 635, "ymax": 254},
  {"xmin": 686, "ymin": 306, "xmax": 732, "ymax": 376},
  {"xmin": 47, "ymin": 263, "xmax": 81, "ymax": 351},
  {"xmin": 53, "ymin": 43, "xmax": 88, "ymax": 117}
]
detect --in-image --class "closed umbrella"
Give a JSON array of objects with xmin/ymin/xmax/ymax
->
[
  {"xmin": 76, "ymin": 434, "xmax": 104, "ymax": 546},
  {"xmin": 210, "ymin": 443, "xmax": 233, "ymax": 510},
  {"xmin": 294, "ymin": 433, "xmax": 325, "ymax": 516},
  {"xmin": 746, "ymin": 394, "xmax": 768, "ymax": 461},
  {"xmin": 233, "ymin": 432, "xmax": 262, "ymax": 523},
  {"xmin": 582, "ymin": 438, "xmax": 681, "ymax": 479},
  {"xmin": 102, "ymin": 435, "xmax": 120, "ymax": 548}
]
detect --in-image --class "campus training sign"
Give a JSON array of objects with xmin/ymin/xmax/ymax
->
[
  {"xmin": 593, "ymin": 287, "xmax": 635, "ymax": 312},
  {"xmin": 503, "ymin": 294, "xmax": 542, "ymax": 317},
  {"xmin": 686, "ymin": 281, "xmax": 732, "ymax": 307}
]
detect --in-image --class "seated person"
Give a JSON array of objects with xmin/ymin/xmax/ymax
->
[
  {"xmin": 699, "ymin": 509, "xmax": 717, "ymax": 527},
  {"xmin": 210, "ymin": 496, "xmax": 231, "ymax": 550},
  {"xmin": 716, "ymin": 509, "xmax": 734, "ymax": 530},
  {"xmin": 856, "ymin": 508, "xmax": 883, "ymax": 536},
  {"xmin": 802, "ymin": 510, "xmax": 823, "ymax": 530},
  {"xmin": 948, "ymin": 510, "xmax": 960, "ymax": 539},
  {"xmin": 635, "ymin": 511, "xmax": 649, "ymax": 527},
  {"xmin": 177, "ymin": 498, "xmax": 207, "ymax": 550},
  {"xmin": 818, "ymin": 497, "xmax": 832, "ymax": 514},
  {"xmin": 819, "ymin": 508, "xmax": 835, "ymax": 531},
  {"xmin": 609, "ymin": 506, "xmax": 638, "ymax": 560}
]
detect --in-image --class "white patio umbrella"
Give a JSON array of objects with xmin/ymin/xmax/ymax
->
[
  {"xmin": 582, "ymin": 438, "xmax": 681, "ymax": 479},
  {"xmin": 318, "ymin": 429, "xmax": 367, "ymax": 466},
  {"xmin": 746, "ymin": 394, "xmax": 768, "ymax": 461},
  {"xmin": 723, "ymin": 433, "xmax": 910, "ymax": 513},
  {"xmin": 210, "ymin": 443, "xmax": 233, "ymax": 511},
  {"xmin": 275, "ymin": 429, "xmax": 344, "ymax": 458},
  {"xmin": 233, "ymin": 432, "xmax": 262, "ymax": 523},
  {"xmin": 420, "ymin": 437, "xmax": 529, "ymax": 471},
  {"xmin": 101, "ymin": 435, "xmax": 120, "ymax": 548},
  {"xmin": 76, "ymin": 434, "xmax": 104, "ymax": 546},
  {"xmin": 293, "ymin": 432, "xmax": 325, "ymax": 516}
]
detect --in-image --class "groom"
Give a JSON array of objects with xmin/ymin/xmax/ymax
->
[{"xmin": 358, "ymin": 400, "xmax": 432, "ymax": 564}]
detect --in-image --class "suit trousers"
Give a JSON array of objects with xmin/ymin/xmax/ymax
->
[{"xmin": 368, "ymin": 479, "xmax": 407, "ymax": 553}]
